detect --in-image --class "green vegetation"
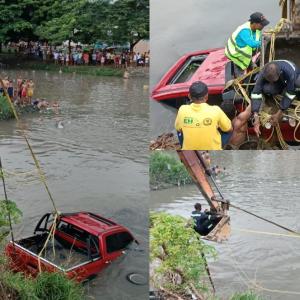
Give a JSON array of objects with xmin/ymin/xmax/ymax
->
[
  {"xmin": 0, "ymin": 0, "xmax": 149, "ymax": 50},
  {"xmin": 0, "ymin": 270, "xmax": 85, "ymax": 300},
  {"xmin": 0, "ymin": 95, "xmax": 14, "ymax": 120},
  {"xmin": 0, "ymin": 199, "xmax": 84, "ymax": 300},
  {"xmin": 150, "ymin": 151, "xmax": 193, "ymax": 189},
  {"xmin": 16, "ymin": 62, "xmax": 124, "ymax": 77},
  {"xmin": 230, "ymin": 291, "xmax": 264, "ymax": 300},
  {"xmin": 150, "ymin": 212, "xmax": 217, "ymax": 298}
]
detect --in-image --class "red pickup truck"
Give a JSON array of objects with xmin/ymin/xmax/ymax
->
[{"xmin": 5, "ymin": 212, "xmax": 136, "ymax": 282}]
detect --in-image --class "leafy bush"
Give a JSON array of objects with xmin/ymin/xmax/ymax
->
[
  {"xmin": 150, "ymin": 212, "xmax": 217, "ymax": 294},
  {"xmin": 0, "ymin": 95, "xmax": 14, "ymax": 120},
  {"xmin": 150, "ymin": 152, "xmax": 193, "ymax": 189},
  {"xmin": 0, "ymin": 200, "xmax": 22, "ymax": 241}
]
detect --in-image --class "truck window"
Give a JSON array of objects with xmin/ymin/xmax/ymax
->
[
  {"xmin": 57, "ymin": 221, "xmax": 89, "ymax": 242},
  {"xmin": 57, "ymin": 221, "xmax": 100, "ymax": 258},
  {"xmin": 106, "ymin": 232, "xmax": 133, "ymax": 253}
]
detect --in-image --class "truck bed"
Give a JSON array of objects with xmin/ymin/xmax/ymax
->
[{"xmin": 17, "ymin": 233, "xmax": 91, "ymax": 270}]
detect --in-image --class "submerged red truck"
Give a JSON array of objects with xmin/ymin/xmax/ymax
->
[{"xmin": 5, "ymin": 212, "xmax": 136, "ymax": 282}]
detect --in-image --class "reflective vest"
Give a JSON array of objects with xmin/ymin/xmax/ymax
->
[{"xmin": 225, "ymin": 22, "xmax": 261, "ymax": 70}]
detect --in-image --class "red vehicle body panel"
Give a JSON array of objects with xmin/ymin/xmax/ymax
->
[
  {"xmin": 5, "ymin": 212, "xmax": 134, "ymax": 282},
  {"xmin": 151, "ymin": 48, "xmax": 300, "ymax": 143},
  {"xmin": 152, "ymin": 48, "xmax": 226, "ymax": 101}
]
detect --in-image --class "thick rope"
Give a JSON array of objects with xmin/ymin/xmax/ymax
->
[
  {"xmin": 225, "ymin": 242, "xmax": 300, "ymax": 296},
  {"xmin": 37, "ymin": 213, "xmax": 58, "ymax": 273}
]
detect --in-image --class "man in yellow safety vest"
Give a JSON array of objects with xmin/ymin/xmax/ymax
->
[{"xmin": 225, "ymin": 12, "xmax": 269, "ymax": 77}]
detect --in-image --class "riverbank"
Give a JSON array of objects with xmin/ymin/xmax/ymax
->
[
  {"xmin": 150, "ymin": 212, "xmax": 264, "ymax": 300},
  {"xmin": 150, "ymin": 151, "xmax": 193, "ymax": 190},
  {"xmin": 0, "ymin": 53, "xmax": 149, "ymax": 78}
]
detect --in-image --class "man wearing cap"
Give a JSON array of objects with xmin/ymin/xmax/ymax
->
[
  {"xmin": 175, "ymin": 81, "xmax": 232, "ymax": 150},
  {"xmin": 251, "ymin": 60, "xmax": 300, "ymax": 131},
  {"xmin": 225, "ymin": 12, "xmax": 270, "ymax": 77}
]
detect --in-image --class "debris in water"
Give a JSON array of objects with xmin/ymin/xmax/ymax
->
[{"xmin": 149, "ymin": 133, "xmax": 181, "ymax": 150}]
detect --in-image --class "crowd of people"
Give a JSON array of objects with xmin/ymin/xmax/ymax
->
[
  {"xmin": 0, "ymin": 76, "xmax": 59, "ymax": 112},
  {"xmin": 6, "ymin": 41, "xmax": 150, "ymax": 68}
]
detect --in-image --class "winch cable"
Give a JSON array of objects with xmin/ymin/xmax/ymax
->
[
  {"xmin": 0, "ymin": 78, "xmax": 59, "ymax": 272},
  {"xmin": 0, "ymin": 157, "xmax": 15, "ymax": 247},
  {"xmin": 202, "ymin": 160, "xmax": 300, "ymax": 235}
]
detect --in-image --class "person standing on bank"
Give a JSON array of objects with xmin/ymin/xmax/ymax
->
[
  {"xmin": 225, "ymin": 12, "xmax": 270, "ymax": 77},
  {"xmin": 175, "ymin": 81, "xmax": 232, "ymax": 150},
  {"xmin": 251, "ymin": 60, "xmax": 300, "ymax": 132}
]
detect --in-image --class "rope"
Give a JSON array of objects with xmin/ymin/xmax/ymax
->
[
  {"xmin": 0, "ymin": 78, "xmax": 58, "ymax": 214},
  {"xmin": 225, "ymin": 242, "xmax": 300, "ymax": 296},
  {"xmin": 0, "ymin": 157, "xmax": 15, "ymax": 247},
  {"xmin": 0, "ymin": 78, "xmax": 60, "ymax": 274},
  {"xmin": 37, "ymin": 213, "xmax": 58, "ymax": 273},
  {"xmin": 234, "ymin": 228, "xmax": 300, "ymax": 239},
  {"xmin": 230, "ymin": 203, "xmax": 299, "ymax": 234},
  {"xmin": 226, "ymin": 17, "xmax": 300, "ymax": 149}
]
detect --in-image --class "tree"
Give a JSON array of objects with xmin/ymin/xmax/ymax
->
[
  {"xmin": 0, "ymin": 199, "xmax": 22, "ymax": 241},
  {"xmin": 101, "ymin": 0, "xmax": 149, "ymax": 50},
  {"xmin": 0, "ymin": 0, "xmax": 36, "ymax": 43}
]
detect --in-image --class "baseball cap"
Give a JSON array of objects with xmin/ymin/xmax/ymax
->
[
  {"xmin": 249, "ymin": 12, "xmax": 270, "ymax": 27},
  {"xmin": 189, "ymin": 81, "xmax": 208, "ymax": 99}
]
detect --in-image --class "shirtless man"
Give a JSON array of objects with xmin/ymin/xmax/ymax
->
[{"xmin": 220, "ymin": 101, "xmax": 260, "ymax": 148}]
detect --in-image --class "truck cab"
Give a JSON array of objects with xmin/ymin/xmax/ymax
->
[{"xmin": 5, "ymin": 212, "xmax": 135, "ymax": 282}]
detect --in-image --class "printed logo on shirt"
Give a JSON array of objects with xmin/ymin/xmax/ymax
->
[
  {"xmin": 203, "ymin": 118, "xmax": 212, "ymax": 126},
  {"xmin": 184, "ymin": 117, "xmax": 193, "ymax": 124}
]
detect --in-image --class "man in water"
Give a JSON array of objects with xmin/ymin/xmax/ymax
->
[
  {"xmin": 251, "ymin": 60, "xmax": 300, "ymax": 130},
  {"xmin": 191, "ymin": 203, "xmax": 211, "ymax": 236},
  {"xmin": 225, "ymin": 12, "xmax": 269, "ymax": 77},
  {"xmin": 175, "ymin": 81, "xmax": 232, "ymax": 150}
]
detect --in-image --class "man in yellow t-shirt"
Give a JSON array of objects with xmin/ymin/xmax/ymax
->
[{"xmin": 175, "ymin": 81, "xmax": 232, "ymax": 150}]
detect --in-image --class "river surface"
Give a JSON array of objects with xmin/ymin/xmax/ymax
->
[
  {"xmin": 150, "ymin": 151, "xmax": 300, "ymax": 300},
  {"xmin": 0, "ymin": 69, "xmax": 148, "ymax": 300},
  {"xmin": 150, "ymin": 0, "xmax": 281, "ymax": 137}
]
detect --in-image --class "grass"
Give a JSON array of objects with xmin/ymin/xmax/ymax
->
[
  {"xmin": 0, "ymin": 53, "xmax": 124, "ymax": 77},
  {"xmin": 230, "ymin": 291, "xmax": 264, "ymax": 300},
  {"xmin": 16, "ymin": 62, "xmax": 125, "ymax": 77},
  {"xmin": 150, "ymin": 151, "xmax": 193, "ymax": 189},
  {"xmin": 0, "ymin": 269, "xmax": 85, "ymax": 300}
]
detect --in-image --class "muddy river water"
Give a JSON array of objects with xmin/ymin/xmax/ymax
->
[
  {"xmin": 0, "ymin": 69, "xmax": 148, "ymax": 300},
  {"xmin": 151, "ymin": 151, "xmax": 300, "ymax": 300},
  {"xmin": 150, "ymin": 0, "xmax": 281, "ymax": 137}
]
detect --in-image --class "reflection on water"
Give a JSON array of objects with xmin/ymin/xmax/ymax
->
[
  {"xmin": 151, "ymin": 151, "xmax": 300, "ymax": 300},
  {"xmin": 0, "ymin": 69, "xmax": 148, "ymax": 299}
]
